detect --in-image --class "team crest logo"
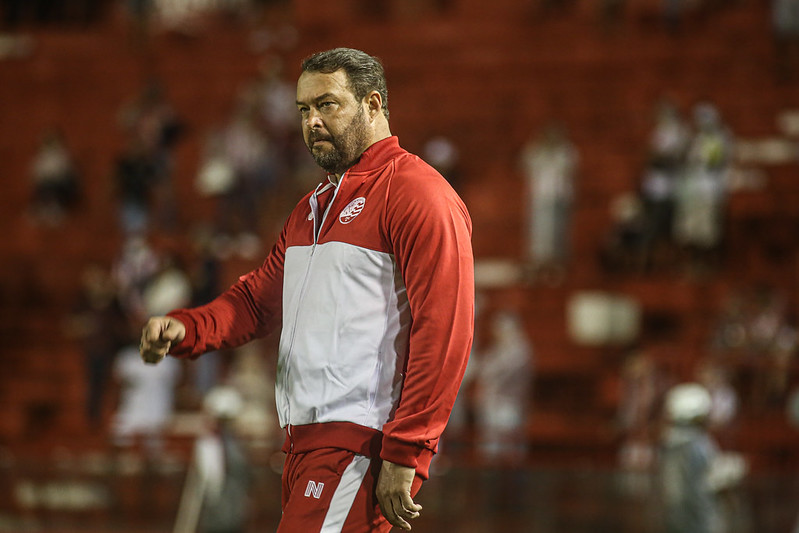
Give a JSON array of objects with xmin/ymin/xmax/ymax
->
[{"xmin": 339, "ymin": 197, "xmax": 366, "ymax": 224}]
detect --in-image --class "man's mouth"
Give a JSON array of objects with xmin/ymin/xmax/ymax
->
[{"xmin": 309, "ymin": 135, "xmax": 333, "ymax": 146}]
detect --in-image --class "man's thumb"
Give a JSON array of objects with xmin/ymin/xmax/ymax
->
[{"xmin": 161, "ymin": 319, "xmax": 184, "ymax": 343}]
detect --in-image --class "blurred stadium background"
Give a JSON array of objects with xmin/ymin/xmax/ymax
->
[{"xmin": 0, "ymin": 0, "xmax": 798, "ymax": 531}]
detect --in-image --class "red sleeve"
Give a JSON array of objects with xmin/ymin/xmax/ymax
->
[
  {"xmin": 379, "ymin": 158, "xmax": 475, "ymax": 469},
  {"xmin": 166, "ymin": 228, "xmax": 286, "ymax": 359}
]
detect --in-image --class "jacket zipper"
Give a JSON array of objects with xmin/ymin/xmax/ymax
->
[{"xmin": 282, "ymin": 177, "xmax": 344, "ymax": 439}]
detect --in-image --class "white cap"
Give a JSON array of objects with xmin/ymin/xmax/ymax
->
[{"xmin": 665, "ymin": 383, "xmax": 712, "ymax": 423}]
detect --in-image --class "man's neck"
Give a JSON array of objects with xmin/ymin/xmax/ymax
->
[{"xmin": 332, "ymin": 128, "xmax": 392, "ymax": 183}]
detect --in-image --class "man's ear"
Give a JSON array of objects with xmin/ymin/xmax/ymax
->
[{"xmin": 365, "ymin": 91, "xmax": 383, "ymax": 120}]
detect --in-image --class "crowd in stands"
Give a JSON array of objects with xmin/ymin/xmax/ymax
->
[
  {"xmin": 513, "ymin": 87, "xmax": 796, "ymax": 530},
  {"xmin": 599, "ymin": 98, "xmax": 735, "ymax": 278},
  {"xmin": 34, "ymin": 1, "xmax": 305, "ymax": 462},
  {"xmin": 34, "ymin": 4, "xmax": 794, "ymax": 466},
  {"xmin": 4, "ymin": 5, "xmax": 797, "ymax": 528}
]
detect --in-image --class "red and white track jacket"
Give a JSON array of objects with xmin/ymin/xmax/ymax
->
[{"xmin": 168, "ymin": 136, "xmax": 474, "ymax": 478}]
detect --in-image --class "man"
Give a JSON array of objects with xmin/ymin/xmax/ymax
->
[
  {"xmin": 659, "ymin": 383, "xmax": 735, "ymax": 533},
  {"xmin": 140, "ymin": 48, "xmax": 474, "ymax": 532}
]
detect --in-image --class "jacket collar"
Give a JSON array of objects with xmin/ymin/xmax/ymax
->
[{"xmin": 346, "ymin": 136, "xmax": 404, "ymax": 175}]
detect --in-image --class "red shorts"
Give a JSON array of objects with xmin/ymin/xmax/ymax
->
[{"xmin": 277, "ymin": 448, "xmax": 423, "ymax": 532}]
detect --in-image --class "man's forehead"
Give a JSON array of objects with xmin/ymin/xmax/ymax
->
[{"xmin": 296, "ymin": 70, "xmax": 353, "ymax": 101}]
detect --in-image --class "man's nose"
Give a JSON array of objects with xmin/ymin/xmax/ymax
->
[{"xmin": 306, "ymin": 108, "xmax": 324, "ymax": 129}]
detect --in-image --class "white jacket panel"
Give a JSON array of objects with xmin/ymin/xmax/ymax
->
[{"xmin": 277, "ymin": 241, "xmax": 411, "ymax": 429}]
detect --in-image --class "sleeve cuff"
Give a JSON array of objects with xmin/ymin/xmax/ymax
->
[
  {"xmin": 379, "ymin": 435, "xmax": 425, "ymax": 469},
  {"xmin": 380, "ymin": 435, "xmax": 436, "ymax": 479}
]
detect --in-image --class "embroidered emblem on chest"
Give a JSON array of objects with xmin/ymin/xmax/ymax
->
[{"xmin": 339, "ymin": 197, "xmax": 366, "ymax": 224}]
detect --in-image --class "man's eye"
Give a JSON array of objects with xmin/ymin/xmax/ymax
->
[{"xmin": 319, "ymin": 101, "xmax": 334, "ymax": 109}]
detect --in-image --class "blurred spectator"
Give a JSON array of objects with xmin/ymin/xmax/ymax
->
[
  {"xmin": 773, "ymin": 0, "xmax": 799, "ymax": 81},
  {"xmin": 29, "ymin": 128, "xmax": 81, "ymax": 226},
  {"xmin": 603, "ymin": 98, "xmax": 700, "ymax": 277},
  {"xmin": 744, "ymin": 286, "xmax": 789, "ymax": 355},
  {"xmin": 229, "ymin": 58, "xmax": 298, "ymax": 226},
  {"xmin": 119, "ymin": 80, "xmax": 183, "ymax": 173},
  {"xmin": 65, "ymin": 263, "xmax": 130, "ymax": 429},
  {"xmin": 441, "ymin": 343, "xmax": 476, "ymax": 457},
  {"xmin": 423, "ymin": 135, "xmax": 463, "ymax": 191},
  {"xmin": 196, "ymin": 113, "xmax": 278, "ymax": 258},
  {"xmin": 710, "ymin": 285, "xmax": 794, "ymax": 356},
  {"xmin": 617, "ymin": 350, "xmax": 667, "ymax": 495},
  {"xmin": 752, "ymin": 313, "xmax": 797, "ymax": 410},
  {"xmin": 599, "ymin": 192, "xmax": 648, "ymax": 275},
  {"xmin": 111, "ymin": 344, "xmax": 182, "ymax": 456},
  {"xmin": 187, "ymin": 226, "xmax": 225, "ymax": 396},
  {"xmin": 640, "ymin": 159, "xmax": 679, "ymax": 272},
  {"xmin": 673, "ymin": 102, "xmax": 733, "ymax": 275},
  {"xmin": 519, "ymin": 122, "xmax": 579, "ymax": 283},
  {"xmin": 189, "ymin": 227, "xmax": 222, "ymax": 308},
  {"xmin": 253, "ymin": 58, "xmax": 298, "ymax": 147},
  {"xmin": 640, "ymin": 99, "xmax": 691, "ymax": 271},
  {"xmin": 227, "ymin": 342, "xmax": 278, "ymax": 447},
  {"xmin": 444, "ymin": 291, "xmax": 486, "ymax": 448},
  {"xmin": 437, "ymin": 294, "xmax": 487, "ymax": 469},
  {"xmin": 174, "ymin": 386, "xmax": 252, "ymax": 533},
  {"xmin": 709, "ymin": 287, "xmax": 749, "ymax": 355},
  {"xmin": 113, "ymin": 235, "xmax": 161, "ymax": 319},
  {"xmin": 473, "ymin": 311, "xmax": 534, "ymax": 462},
  {"xmin": 141, "ymin": 252, "xmax": 192, "ymax": 317},
  {"xmin": 659, "ymin": 383, "xmax": 746, "ymax": 533},
  {"xmin": 196, "ymin": 129, "xmax": 238, "ymax": 233},
  {"xmin": 617, "ymin": 350, "xmax": 664, "ymax": 438},
  {"xmin": 220, "ymin": 96, "xmax": 275, "ymax": 237},
  {"xmin": 113, "ymin": 138, "xmax": 160, "ymax": 235},
  {"xmin": 139, "ymin": 254, "xmax": 193, "ymax": 412},
  {"xmin": 709, "ymin": 285, "xmax": 797, "ymax": 410},
  {"xmin": 695, "ymin": 359, "xmax": 738, "ymax": 432},
  {"xmin": 118, "ymin": 80, "xmax": 184, "ymax": 231}
]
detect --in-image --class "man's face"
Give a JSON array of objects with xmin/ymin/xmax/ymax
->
[{"xmin": 296, "ymin": 70, "xmax": 372, "ymax": 175}]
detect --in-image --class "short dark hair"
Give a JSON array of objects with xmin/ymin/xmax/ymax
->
[{"xmin": 301, "ymin": 48, "xmax": 389, "ymax": 120}]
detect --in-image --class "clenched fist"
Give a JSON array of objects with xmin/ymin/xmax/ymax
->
[{"xmin": 139, "ymin": 316, "xmax": 186, "ymax": 365}]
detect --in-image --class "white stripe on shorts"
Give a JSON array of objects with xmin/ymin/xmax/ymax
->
[{"xmin": 319, "ymin": 454, "xmax": 371, "ymax": 532}]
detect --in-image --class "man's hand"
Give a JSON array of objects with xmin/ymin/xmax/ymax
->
[
  {"xmin": 139, "ymin": 316, "xmax": 186, "ymax": 365},
  {"xmin": 376, "ymin": 460, "xmax": 422, "ymax": 531}
]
